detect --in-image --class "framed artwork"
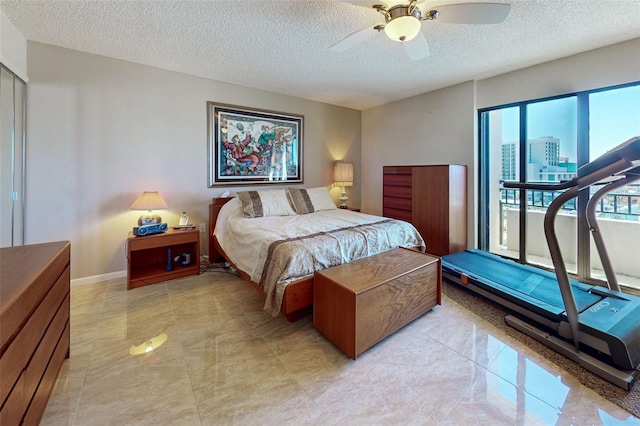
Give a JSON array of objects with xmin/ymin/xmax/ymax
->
[{"xmin": 207, "ymin": 102, "xmax": 304, "ymax": 186}]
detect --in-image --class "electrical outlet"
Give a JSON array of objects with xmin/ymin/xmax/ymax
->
[{"xmin": 199, "ymin": 223, "xmax": 206, "ymax": 233}]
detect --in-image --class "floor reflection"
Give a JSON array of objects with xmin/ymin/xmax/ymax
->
[{"xmin": 40, "ymin": 272, "xmax": 639, "ymax": 425}]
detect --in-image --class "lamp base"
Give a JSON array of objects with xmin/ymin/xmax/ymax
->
[
  {"xmin": 138, "ymin": 213, "xmax": 162, "ymax": 226},
  {"xmin": 339, "ymin": 190, "xmax": 349, "ymax": 209}
]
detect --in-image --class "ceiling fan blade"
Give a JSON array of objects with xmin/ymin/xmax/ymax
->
[
  {"xmin": 403, "ymin": 31, "xmax": 430, "ymax": 61},
  {"xmin": 426, "ymin": 3, "xmax": 511, "ymax": 24},
  {"xmin": 339, "ymin": 0, "xmax": 390, "ymax": 8},
  {"xmin": 330, "ymin": 24, "xmax": 382, "ymax": 52}
]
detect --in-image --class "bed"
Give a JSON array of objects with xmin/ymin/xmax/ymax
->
[{"xmin": 208, "ymin": 187, "xmax": 425, "ymax": 321}]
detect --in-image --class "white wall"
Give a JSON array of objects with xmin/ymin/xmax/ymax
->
[
  {"xmin": 0, "ymin": 9, "xmax": 27, "ymax": 81},
  {"xmin": 26, "ymin": 42, "xmax": 361, "ymax": 280},
  {"xmin": 477, "ymin": 38, "xmax": 640, "ymax": 109},
  {"xmin": 361, "ymin": 81, "xmax": 477, "ymax": 248}
]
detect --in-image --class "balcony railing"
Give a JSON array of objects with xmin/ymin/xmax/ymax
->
[
  {"xmin": 495, "ymin": 183, "xmax": 640, "ymax": 290},
  {"xmin": 500, "ymin": 183, "xmax": 640, "ymax": 220}
]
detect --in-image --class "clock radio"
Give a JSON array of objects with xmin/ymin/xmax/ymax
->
[{"xmin": 133, "ymin": 222, "xmax": 168, "ymax": 236}]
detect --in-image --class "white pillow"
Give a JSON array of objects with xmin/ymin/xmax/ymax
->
[
  {"xmin": 237, "ymin": 189, "xmax": 297, "ymax": 218},
  {"xmin": 305, "ymin": 187, "xmax": 338, "ymax": 211}
]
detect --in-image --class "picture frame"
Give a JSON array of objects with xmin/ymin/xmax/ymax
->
[{"xmin": 207, "ymin": 102, "xmax": 304, "ymax": 186}]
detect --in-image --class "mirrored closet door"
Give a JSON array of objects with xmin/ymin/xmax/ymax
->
[{"xmin": 0, "ymin": 63, "xmax": 26, "ymax": 247}]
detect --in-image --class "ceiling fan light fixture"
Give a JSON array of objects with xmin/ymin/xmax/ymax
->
[{"xmin": 384, "ymin": 15, "xmax": 421, "ymax": 42}]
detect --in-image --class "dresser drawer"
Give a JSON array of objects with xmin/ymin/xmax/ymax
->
[
  {"xmin": 0, "ymin": 241, "xmax": 70, "ymax": 426},
  {"xmin": 0, "ymin": 266, "xmax": 69, "ymax": 405},
  {"xmin": 24, "ymin": 292, "xmax": 70, "ymax": 404},
  {"xmin": 383, "ymin": 196, "xmax": 411, "ymax": 211},
  {"xmin": 383, "ymin": 185, "xmax": 412, "ymax": 199},
  {"xmin": 0, "ymin": 372, "xmax": 25, "ymax": 425},
  {"xmin": 383, "ymin": 207, "xmax": 412, "ymax": 222},
  {"xmin": 383, "ymin": 174, "xmax": 412, "ymax": 187},
  {"xmin": 383, "ymin": 166, "xmax": 412, "ymax": 175},
  {"xmin": 1, "ymin": 244, "xmax": 69, "ymax": 350},
  {"xmin": 22, "ymin": 321, "xmax": 70, "ymax": 426}
]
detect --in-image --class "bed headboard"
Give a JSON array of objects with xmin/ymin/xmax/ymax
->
[{"xmin": 208, "ymin": 197, "xmax": 234, "ymax": 261}]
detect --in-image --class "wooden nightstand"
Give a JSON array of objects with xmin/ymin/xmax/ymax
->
[
  {"xmin": 127, "ymin": 228, "xmax": 200, "ymax": 290},
  {"xmin": 347, "ymin": 207, "xmax": 361, "ymax": 212}
]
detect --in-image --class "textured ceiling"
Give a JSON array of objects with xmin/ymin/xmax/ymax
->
[{"xmin": 1, "ymin": 0, "xmax": 640, "ymax": 110}]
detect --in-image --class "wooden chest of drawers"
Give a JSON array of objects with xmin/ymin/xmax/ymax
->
[
  {"xmin": 383, "ymin": 165, "xmax": 467, "ymax": 256},
  {"xmin": 0, "ymin": 241, "xmax": 71, "ymax": 425},
  {"xmin": 313, "ymin": 248, "xmax": 441, "ymax": 359}
]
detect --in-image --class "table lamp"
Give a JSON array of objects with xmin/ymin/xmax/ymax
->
[
  {"xmin": 334, "ymin": 160, "xmax": 354, "ymax": 209},
  {"xmin": 130, "ymin": 191, "xmax": 168, "ymax": 226}
]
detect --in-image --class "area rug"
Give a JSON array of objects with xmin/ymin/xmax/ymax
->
[{"xmin": 442, "ymin": 280, "xmax": 640, "ymax": 418}]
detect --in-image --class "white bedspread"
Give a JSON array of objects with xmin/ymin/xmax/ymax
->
[{"xmin": 214, "ymin": 198, "xmax": 425, "ymax": 315}]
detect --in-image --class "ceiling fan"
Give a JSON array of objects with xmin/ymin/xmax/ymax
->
[{"xmin": 330, "ymin": 1, "xmax": 511, "ymax": 61}]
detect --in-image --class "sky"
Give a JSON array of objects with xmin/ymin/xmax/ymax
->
[{"xmin": 500, "ymin": 84, "xmax": 640, "ymax": 161}]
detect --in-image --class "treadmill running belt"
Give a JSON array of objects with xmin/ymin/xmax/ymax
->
[{"xmin": 442, "ymin": 249, "xmax": 601, "ymax": 312}]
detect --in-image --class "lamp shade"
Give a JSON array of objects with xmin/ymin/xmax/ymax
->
[
  {"xmin": 130, "ymin": 191, "xmax": 168, "ymax": 226},
  {"xmin": 130, "ymin": 191, "xmax": 168, "ymax": 211},
  {"xmin": 334, "ymin": 161, "xmax": 354, "ymax": 187}
]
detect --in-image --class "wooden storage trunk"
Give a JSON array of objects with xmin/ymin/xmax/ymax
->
[{"xmin": 313, "ymin": 248, "xmax": 441, "ymax": 359}]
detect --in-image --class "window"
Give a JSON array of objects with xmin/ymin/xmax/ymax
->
[
  {"xmin": 587, "ymin": 85, "xmax": 640, "ymax": 287},
  {"xmin": 525, "ymin": 97, "xmax": 577, "ymax": 273},
  {"xmin": 479, "ymin": 82, "xmax": 640, "ymax": 290}
]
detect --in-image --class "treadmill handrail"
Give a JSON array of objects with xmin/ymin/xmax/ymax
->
[
  {"xmin": 578, "ymin": 136, "xmax": 640, "ymax": 178},
  {"xmin": 504, "ymin": 179, "xmax": 578, "ymax": 191},
  {"xmin": 586, "ymin": 165, "xmax": 640, "ymax": 292}
]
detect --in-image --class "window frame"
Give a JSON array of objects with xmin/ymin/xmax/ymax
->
[{"xmin": 478, "ymin": 80, "xmax": 640, "ymax": 286}]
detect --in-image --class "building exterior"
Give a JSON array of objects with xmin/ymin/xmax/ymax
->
[
  {"xmin": 502, "ymin": 137, "xmax": 577, "ymax": 183},
  {"xmin": 501, "ymin": 141, "xmax": 518, "ymax": 180}
]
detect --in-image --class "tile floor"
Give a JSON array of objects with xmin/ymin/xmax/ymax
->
[{"xmin": 42, "ymin": 270, "xmax": 640, "ymax": 425}]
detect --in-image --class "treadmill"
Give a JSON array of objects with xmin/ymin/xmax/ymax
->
[{"xmin": 442, "ymin": 136, "xmax": 640, "ymax": 390}]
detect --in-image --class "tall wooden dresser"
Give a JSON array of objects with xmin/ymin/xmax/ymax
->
[
  {"xmin": 1, "ymin": 241, "xmax": 71, "ymax": 425},
  {"xmin": 383, "ymin": 165, "xmax": 467, "ymax": 256}
]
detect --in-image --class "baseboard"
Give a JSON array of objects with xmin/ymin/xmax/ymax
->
[{"xmin": 71, "ymin": 270, "xmax": 126, "ymax": 287}]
